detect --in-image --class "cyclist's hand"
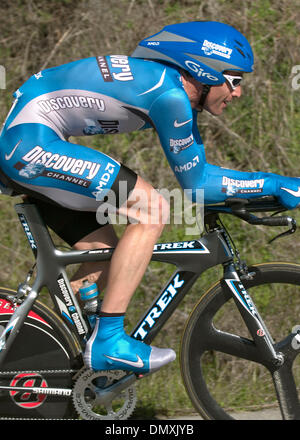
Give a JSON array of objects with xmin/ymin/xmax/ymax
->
[{"xmin": 278, "ymin": 177, "xmax": 300, "ymax": 210}]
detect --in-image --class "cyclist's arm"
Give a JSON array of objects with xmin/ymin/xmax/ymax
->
[{"xmin": 149, "ymin": 90, "xmax": 300, "ymax": 210}]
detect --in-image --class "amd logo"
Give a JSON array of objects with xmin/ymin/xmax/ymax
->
[{"xmin": 174, "ymin": 155, "xmax": 199, "ymax": 173}]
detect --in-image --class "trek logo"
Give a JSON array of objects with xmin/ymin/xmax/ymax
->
[
  {"xmin": 184, "ymin": 60, "xmax": 218, "ymax": 81},
  {"xmin": 134, "ymin": 274, "xmax": 185, "ymax": 340},
  {"xmin": 153, "ymin": 240, "xmax": 209, "ymax": 253},
  {"xmin": 18, "ymin": 214, "xmax": 37, "ymax": 250},
  {"xmin": 174, "ymin": 155, "xmax": 199, "ymax": 173},
  {"xmin": 201, "ymin": 39, "xmax": 232, "ymax": 59},
  {"xmin": 21, "ymin": 146, "xmax": 101, "ymax": 180},
  {"xmin": 226, "ymin": 279, "xmax": 256, "ymax": 316},
  {"xmin": 110, "ymin": 55, "xmax": 134, "ymax": 81}
]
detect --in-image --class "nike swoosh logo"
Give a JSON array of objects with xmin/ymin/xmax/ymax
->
[
  {"xmin": 281, "ymin": 187, "xmax": 300, "ymax": 197},
  {"xmin": 5, "ymin": 139, "xmax": 22, "ymax": 161},
  {"xmin": 174, "ymin": 118, "xmax": 192, "ymax": 128},
  {"xmin": 104, "ymin": 354, "xmax": 144, "ymax": 369}
]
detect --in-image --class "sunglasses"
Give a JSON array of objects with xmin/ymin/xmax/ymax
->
[{"xmin": 223, "ymin": 73, "xmax": 243, "ymax": 90}]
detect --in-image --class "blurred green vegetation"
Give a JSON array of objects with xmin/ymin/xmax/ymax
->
[{"xmin": 0, "ymin": 0, "xmax": 300, "ymax": 418}]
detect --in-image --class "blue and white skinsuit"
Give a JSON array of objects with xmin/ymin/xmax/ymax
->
[
  {"xmin": 1, "ymin": 55, "xmax": 300, "ymax": 212},
  {"xmin": 1, "ymin": 55, "xmax": 300, "ymax": 374}
]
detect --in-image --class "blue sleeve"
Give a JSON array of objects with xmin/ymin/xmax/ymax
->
[{"xmin": 149, "ymin": 90, "xmax": 300, "ymax": 210}]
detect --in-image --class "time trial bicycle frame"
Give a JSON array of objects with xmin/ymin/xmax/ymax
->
[{"xmin": 0, "ymin": 198, "xmax": 297, "ymax": 414}]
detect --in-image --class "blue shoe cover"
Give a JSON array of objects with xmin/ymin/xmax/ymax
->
[{"xmin": 84, "ymin": 316, "xmax": 176, "ymax": 373}]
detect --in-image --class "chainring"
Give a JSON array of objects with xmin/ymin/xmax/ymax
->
[{"xmin": 72, "ymin": 369, "xmax": 137, "ymax": 420}]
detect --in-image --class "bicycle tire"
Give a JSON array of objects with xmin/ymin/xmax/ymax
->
[
  {"xmin": 180, "ymin": 262, "xmax": 300, "ymax": 420},
  {"xmin": 0, "ymin": 288, "xmax": 82, "ymax": 419}
]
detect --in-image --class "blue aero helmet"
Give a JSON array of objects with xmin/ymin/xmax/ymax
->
[{"xmin": 131, "ymin": 21, "xmax": 254, "ymax": 86}]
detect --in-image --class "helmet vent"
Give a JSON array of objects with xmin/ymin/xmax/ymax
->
[
  {"xmin": 234, "ymin": 39, "xmax": 243, "ymax": 47},
  {"xmin": 235, "ymin": 47, "xmax": 246, "ymax": 58}
]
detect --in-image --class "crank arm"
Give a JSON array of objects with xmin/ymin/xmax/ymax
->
[{"xmin": 94, "ymin": 372, "xmax": 138, "ymax": 406}]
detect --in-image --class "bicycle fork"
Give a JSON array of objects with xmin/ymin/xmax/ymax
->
[
  {"xmin": 222, "ymin": 262, "xmax": 283, "ymax": 368},
  {"xmin": 222, "ymin": 262, "xmax": 300, "ymax": 420}
]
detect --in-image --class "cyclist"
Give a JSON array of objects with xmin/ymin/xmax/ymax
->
[{"xmin": 0, "ymin": 21, "xmax": 299, "ymax": 374}]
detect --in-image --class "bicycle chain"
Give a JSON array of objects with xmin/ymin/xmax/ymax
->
[
  {"xmin": 0, "ymin": 417, "xmax": 78, "ymax": 420},
  {"xmin": 0, "ymin": 368, "xmax": 79, "ymax": 421},
  {"xmin": 0, "ymin": 369, "xmax": 77, "ymax": 376}
]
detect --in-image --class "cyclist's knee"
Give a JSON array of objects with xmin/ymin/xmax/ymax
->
[
  {"xmin": 127, "ymin": 187, "xmax": 169, "ymax": 229},
  {"xmin": 149, "ymin": 190, "xmax": 170, "ymax": 229}
]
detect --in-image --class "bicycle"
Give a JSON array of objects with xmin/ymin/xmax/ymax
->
[{"xmin": 0, "ymin": 194, "xmax": 299, "ymax": 420}]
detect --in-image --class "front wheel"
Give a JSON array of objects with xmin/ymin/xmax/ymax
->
[
  {"xmin": 180, "ymin": 263, "xmax": 300, "ymax": 420},
  {"xmin": 0, "ymin": 288, "xmax": 82, "ymax": 419}
]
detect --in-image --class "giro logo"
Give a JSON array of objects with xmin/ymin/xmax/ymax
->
[
  {"xmin": 9, "ymin": 373, "xmax": 48, "ymax": 409},
  {"xmin": 184, "ymin": 60, "xmax": 218, "ymax": 81}
]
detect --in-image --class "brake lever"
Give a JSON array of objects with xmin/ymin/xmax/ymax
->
[
  {"xmin": 228, "ymin": 205, "xmax": 297, "ymax": 244},
  {"xmin": 268, "ymin": 217, "xmax": 297, "ymax": 244}
]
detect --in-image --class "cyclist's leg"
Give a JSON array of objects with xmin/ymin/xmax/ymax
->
[
  {"xmin": 71, "ymin": 224, "xmax": 118, "ymax": 293},
  {"xmin": 84, "ymin": 176, "xmax": 176, "ymax": 373},
  {"xmin": 101, "ymin": 175, "xmax": 170, "ymax": 313}
]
